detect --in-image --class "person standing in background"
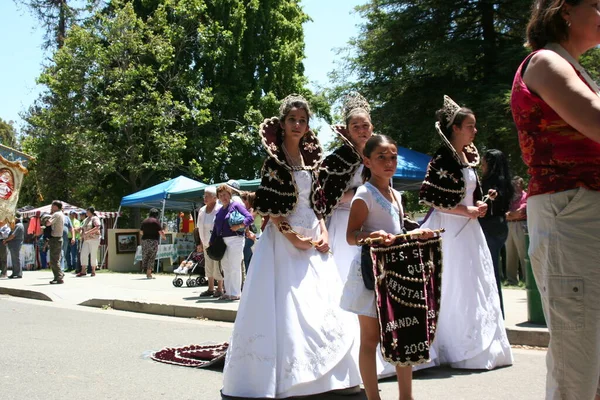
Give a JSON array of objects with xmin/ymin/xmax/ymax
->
[
  {"xmin": 60, "ymin": 210, "xmax": 74, "ymax": 272},
  {"xmin": 479, "ymin": 149, "xmax": 514, "ymax": 317},
  {"xmin": 66, "ymin": 211, "xmax": 81, "ymax": 272},
  {"xmin": 140, "ymin": 208, "xmax": 165, "ymax": 279},
  {"xmin": 47, "ymin": 201, "xmax": 65, "ymax": 284},
  {"xmin": 198, "ymin": 186, "xmax": 224, "ymax": 298},
  {"xmin": 78, "ymin": 207, "xmax": 102, "ymax": 277},
  {"xmin": 505, "ymin": 176, "xmax": 527, "ymax": 285},
  {"xmin": 4, "ymin": 212, "xmax": 24, "ymax": 278}
]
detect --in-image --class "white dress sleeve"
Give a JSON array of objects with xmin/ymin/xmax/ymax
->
[{"xmin": 351, "ymin": 185, "xmax": 372, "ymax": 211}]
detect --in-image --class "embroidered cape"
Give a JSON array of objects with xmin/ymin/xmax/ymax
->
[
  {"xmin": 253, "ymin": 117, "xmax": 326, "ymax": 218},
  {"xmin": 419, "ymin": 122, "xmax": 482, "ymax": 210},
  {"xmin": 318, "ymin": 125, "xmax": 363, "ymax": 217}
]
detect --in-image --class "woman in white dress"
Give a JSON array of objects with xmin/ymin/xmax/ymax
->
[
  {"xmin": 418, "ymin": 95, "xmax": 513, "ymax": 370},
  {"xmin": 341, "ymin": 134, "xmax": 434, "ymax": 400},
  {"xmin": 221, "ymin": 94, "xmax": 361, "ymax": 398},
  {"xmin": 319, "ymin": 92, "xmax": 396, "ymax": 379}
]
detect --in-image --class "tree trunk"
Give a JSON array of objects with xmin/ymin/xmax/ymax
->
[
  {"xmin": 57, "ymin": 0, "xmax": 67, "ymax": 48},
  {"xmin": 479, "ymin": 0, "xmax": 496, "ymax": 83}
]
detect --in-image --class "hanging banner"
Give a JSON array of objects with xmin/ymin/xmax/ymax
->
[
  {"xmin": 0, "ymin": 145, "xmax": 31, "ymax": 226},
  {"xmin": 369, "ymin": 236, "xmax": 443, "ymax": 366}
]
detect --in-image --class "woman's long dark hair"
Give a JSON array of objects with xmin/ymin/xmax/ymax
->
[
  {"xmin": 361, "ymin": 134, "xmax": 397, "ymax": 182},
  {"xmin": 482, "ymin": 149, "xmax": 514, "ymax": 212}
]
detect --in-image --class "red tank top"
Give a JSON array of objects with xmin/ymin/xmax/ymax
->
[{"xmin": 510, "ymin": 50, "xmax": 600, "ymax": 196}]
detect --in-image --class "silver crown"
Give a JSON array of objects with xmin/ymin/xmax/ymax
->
[
  {"xmin": 279, "ymin": 93, "xmax": 308, "ymax": 116},
  {"xmin": 441, "ymin": 95, "xmax": 461, "ymax": 128},
  {"xmin": 342, "ymin": 91, "xmax": 371, "ymax": 122}
]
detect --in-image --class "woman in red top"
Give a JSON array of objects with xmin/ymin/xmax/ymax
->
[{"xmin": 511, "ymin": 2, "xmax": 600, "ymax": 399}]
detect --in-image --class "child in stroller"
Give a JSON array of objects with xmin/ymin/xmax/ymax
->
[{"xmin": 172, "ymin": 244, "xmax": 207, "ymax": 287}]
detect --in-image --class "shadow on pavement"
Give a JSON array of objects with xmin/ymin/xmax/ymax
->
[{"xmin": 221, "ymin": 389, "xmax": 367, "ymax": 400}]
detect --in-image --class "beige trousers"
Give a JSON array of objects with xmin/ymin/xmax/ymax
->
[
  {"xmin": 505, "ymin": 220, "xmax": 527, "ymax": 283},
  {"xmin": 528, "ymin": 188, "xmax": 600, "ymax": 400}
]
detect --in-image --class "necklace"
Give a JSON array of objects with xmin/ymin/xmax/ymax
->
[{"xmin": 282, "ymin": 142, "xmax": 305, "ymax": 167}]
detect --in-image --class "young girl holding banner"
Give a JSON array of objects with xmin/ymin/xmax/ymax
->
[{"xmin": 342, "ymin": 134, "xmax": 434, "ymax": 400}]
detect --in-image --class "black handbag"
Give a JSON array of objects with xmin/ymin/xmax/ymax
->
[
  {"xmin": 206, "ymin": 219, "xmax": 227, "ymax": 261},
  {"xmin": 361, "ymin": 245, "xmax": 376, "ymax": 290},
  {"xmin": 206, "ymin": 236, "xmax": 227, "ymax": 261},
  {"xmin": 361, "ymin": 189, "xmax": 406, "ymax": 291}
]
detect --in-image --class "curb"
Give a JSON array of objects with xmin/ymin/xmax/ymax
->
[
  {"xmin": 0, "ymin": 287, "xmax": 53, "ymax": 302},
  {"xmin": 1, "ymin": 286, "xmax": 550, "ymax": 347},
  {"xmin": 80, "ymin": 299, "xmax": 237, "ymax": 323},
  {"xmin": 506, "ymin": 327, "xmax": 549, "ymax": 348}
]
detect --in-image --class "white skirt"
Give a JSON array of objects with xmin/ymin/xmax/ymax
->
[
  {"xmin": 331, "ymin": 207, "xmax": 397, "ymax": 379},
  {"xmin": 420, "ymin": 210, "xmax": 513, "ymax": 370},
  {"xmin": 222, "ymin": 222, "xmax": 361, "ymax": 398}
]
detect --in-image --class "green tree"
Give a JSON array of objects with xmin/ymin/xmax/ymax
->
[
  {"xmin": 334, "ymin": 0, "xmax": 534, "ymax": 176},
  {"xmin": 22, "ymin": 0, "xmax": 211, "ymax": 213},
  {"xmin": 21, "ymin": 0, "xmax": 325, "ymax": 218},
  {"xmin": 0, "ymin": 119, "xmax": 18, "ymax": 148},
  {"xmin": 14, "ymin": 0, "xmax": 101, "ymax": 49}
]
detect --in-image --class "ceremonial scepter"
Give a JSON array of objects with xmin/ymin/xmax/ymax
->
[
  {"xmin": 358, "ymin": 228, "xmax": 445, "ymax": 245},
  {"xmin": 278, "ymin": 221, "xmax": 333, "ymax": 254},
  {"xmin": 454, "ymin": 193, "xmax": 494, "ymax": 238}
]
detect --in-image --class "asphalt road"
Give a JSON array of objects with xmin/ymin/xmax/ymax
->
[{"xmin": 0, "ymin": 296, "xmax": 546, "ymax": 400}]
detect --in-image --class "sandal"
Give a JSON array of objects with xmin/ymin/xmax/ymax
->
[
  {"xmin": 218, "ymin": 295, "xmax": 231, "ymax": 301},
  {"xmin": 199, "ymin": 290, "xmax": 215, "ymax": 297},
  {"xmin": 212, "ymin": 291, "xmax": 223, "ymax": 298}
]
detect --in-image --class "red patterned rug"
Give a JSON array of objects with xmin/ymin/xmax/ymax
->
[{"xmin": 151, "ymin": 342, "xmax": 228, "ymax": 368}]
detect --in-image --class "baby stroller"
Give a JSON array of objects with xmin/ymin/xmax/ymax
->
[{"xmin": 172, "ymin": 250, "xmax": 207, "ymax": 288}]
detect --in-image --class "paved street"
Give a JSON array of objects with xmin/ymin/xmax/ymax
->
[{"xmin": 1, "ymin": 296, "xmax": 546, "ymax": 400}]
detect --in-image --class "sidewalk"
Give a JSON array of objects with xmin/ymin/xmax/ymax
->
[{"xmin": 0, "ymin": 270, "xmax": 549, "ymax": 347}]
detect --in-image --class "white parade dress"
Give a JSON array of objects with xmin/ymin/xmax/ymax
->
[
  {"xmin": 420, "ymin": 168, "xmax": 513, "ymax": 369},
  {"xmin": 328, "ymin": 170, "xmax": 396, "ymax": 379},
  {"xmin": 222, "ymin": 170, "xmax": 361, "ymax": 399}
]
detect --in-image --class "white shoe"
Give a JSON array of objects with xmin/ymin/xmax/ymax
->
[
  {"xmin": 174, "ymin": 267, "xmax": 182, "ymax": 274},
  {"xmin": 182, "ymin": 267, "xmax": 189, "ymax": 274}
]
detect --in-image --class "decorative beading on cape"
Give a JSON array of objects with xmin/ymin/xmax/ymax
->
[
  {"xmin": 254, "ymin": 117, "xmax": 326, "ymax": 218},
  {"xmin": 419, "ymin": 142, "xmax": 482, "ymax": 210},
  {"xmin": 318, "ymin": 125, "xmax": 363, "ymax": 217}
]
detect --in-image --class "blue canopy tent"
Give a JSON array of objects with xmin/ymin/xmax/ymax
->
[
  {"xmin": 393, "ymin": 147, "xmax": 431, "ymax": 191},
  {"xmin": 120, "ymin": 175, "xmax": 206, "ymax": 211},
  {"xmin": 167, "ymin": 178, "xmax": 260, "ymax": 202},
  {"xmin": 110, "ymin": 176, "xmax": 206, "ymax": 271}
]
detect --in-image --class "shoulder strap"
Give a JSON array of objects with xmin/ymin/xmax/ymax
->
[{"xmin": 390, "ymin": 189, "xmax": 406, "ymax": 233}]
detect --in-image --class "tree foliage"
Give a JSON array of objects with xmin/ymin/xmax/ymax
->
[
  {"xmin": 21, "ymin": 0, "xmax": 326, "ymax": 218},
  {"xmin": 0, "ymin": 119, "xmax": 18, "ymax": 148},
  {"xmin": 334, "ymin": 0, "xmax": 537, "ymax": 177},
  {"xmin": 14, "ymin": 0, "xmax": 103, "ymax": 49}
]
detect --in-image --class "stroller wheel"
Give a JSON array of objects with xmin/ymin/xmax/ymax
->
[
  {"xmin": 186, "ymin": 278, "xmax": 195, "ymax": 287},
  {"xmin": 196, "ymin": 276, "xmax": 206, "ymax": 286},
  {"xmin": 175, "ymin": 277, "xmax": 184, "ymax": 287}
]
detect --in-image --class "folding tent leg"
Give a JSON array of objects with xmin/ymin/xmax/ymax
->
[
  {"xmin": 101, "ymin": 206, "xmax": 121, "ymax": 270},
  {"xmin": 156, "ymin": 199, "xmax": 167, "ymax": 274}
]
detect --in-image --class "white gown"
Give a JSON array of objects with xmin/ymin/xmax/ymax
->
[
  {"xmin": 420, "ymin": 168, "xmax": 513, "ymax": 369},
  {"xmin": 327, "ymin": 167, "xmax": 396, "ymax": 379},
  {"xmin": 222, "ymin": 170, "xmax": 361, "ymax": 398}
]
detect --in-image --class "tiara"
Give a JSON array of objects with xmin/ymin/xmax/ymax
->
[
  {"xmin": 441, "ymin": 95, "xmax": 461, "ymax": 128},
  {"xmin": 279, "ymin": 93, "xmax": 308, "ymax": 116},
  {"xmin": 342, "ymin": 91, "xmax": 371, "ymax": 122}
]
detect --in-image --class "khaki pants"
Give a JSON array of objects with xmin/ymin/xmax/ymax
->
[
  {"xmin": 528, "ymin": 188, "xmax": 600, "ymax": 400},
  {"xmin": 505, "ymin": 220, "xmax": 527, "ymax": 284},
  {"xmin": 49, "ymin": 237, "xmax": 64, "ymax": 281},
  {"xmin": 204, "ymin": 251, "xmax": 223, "ymax": 280}
]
